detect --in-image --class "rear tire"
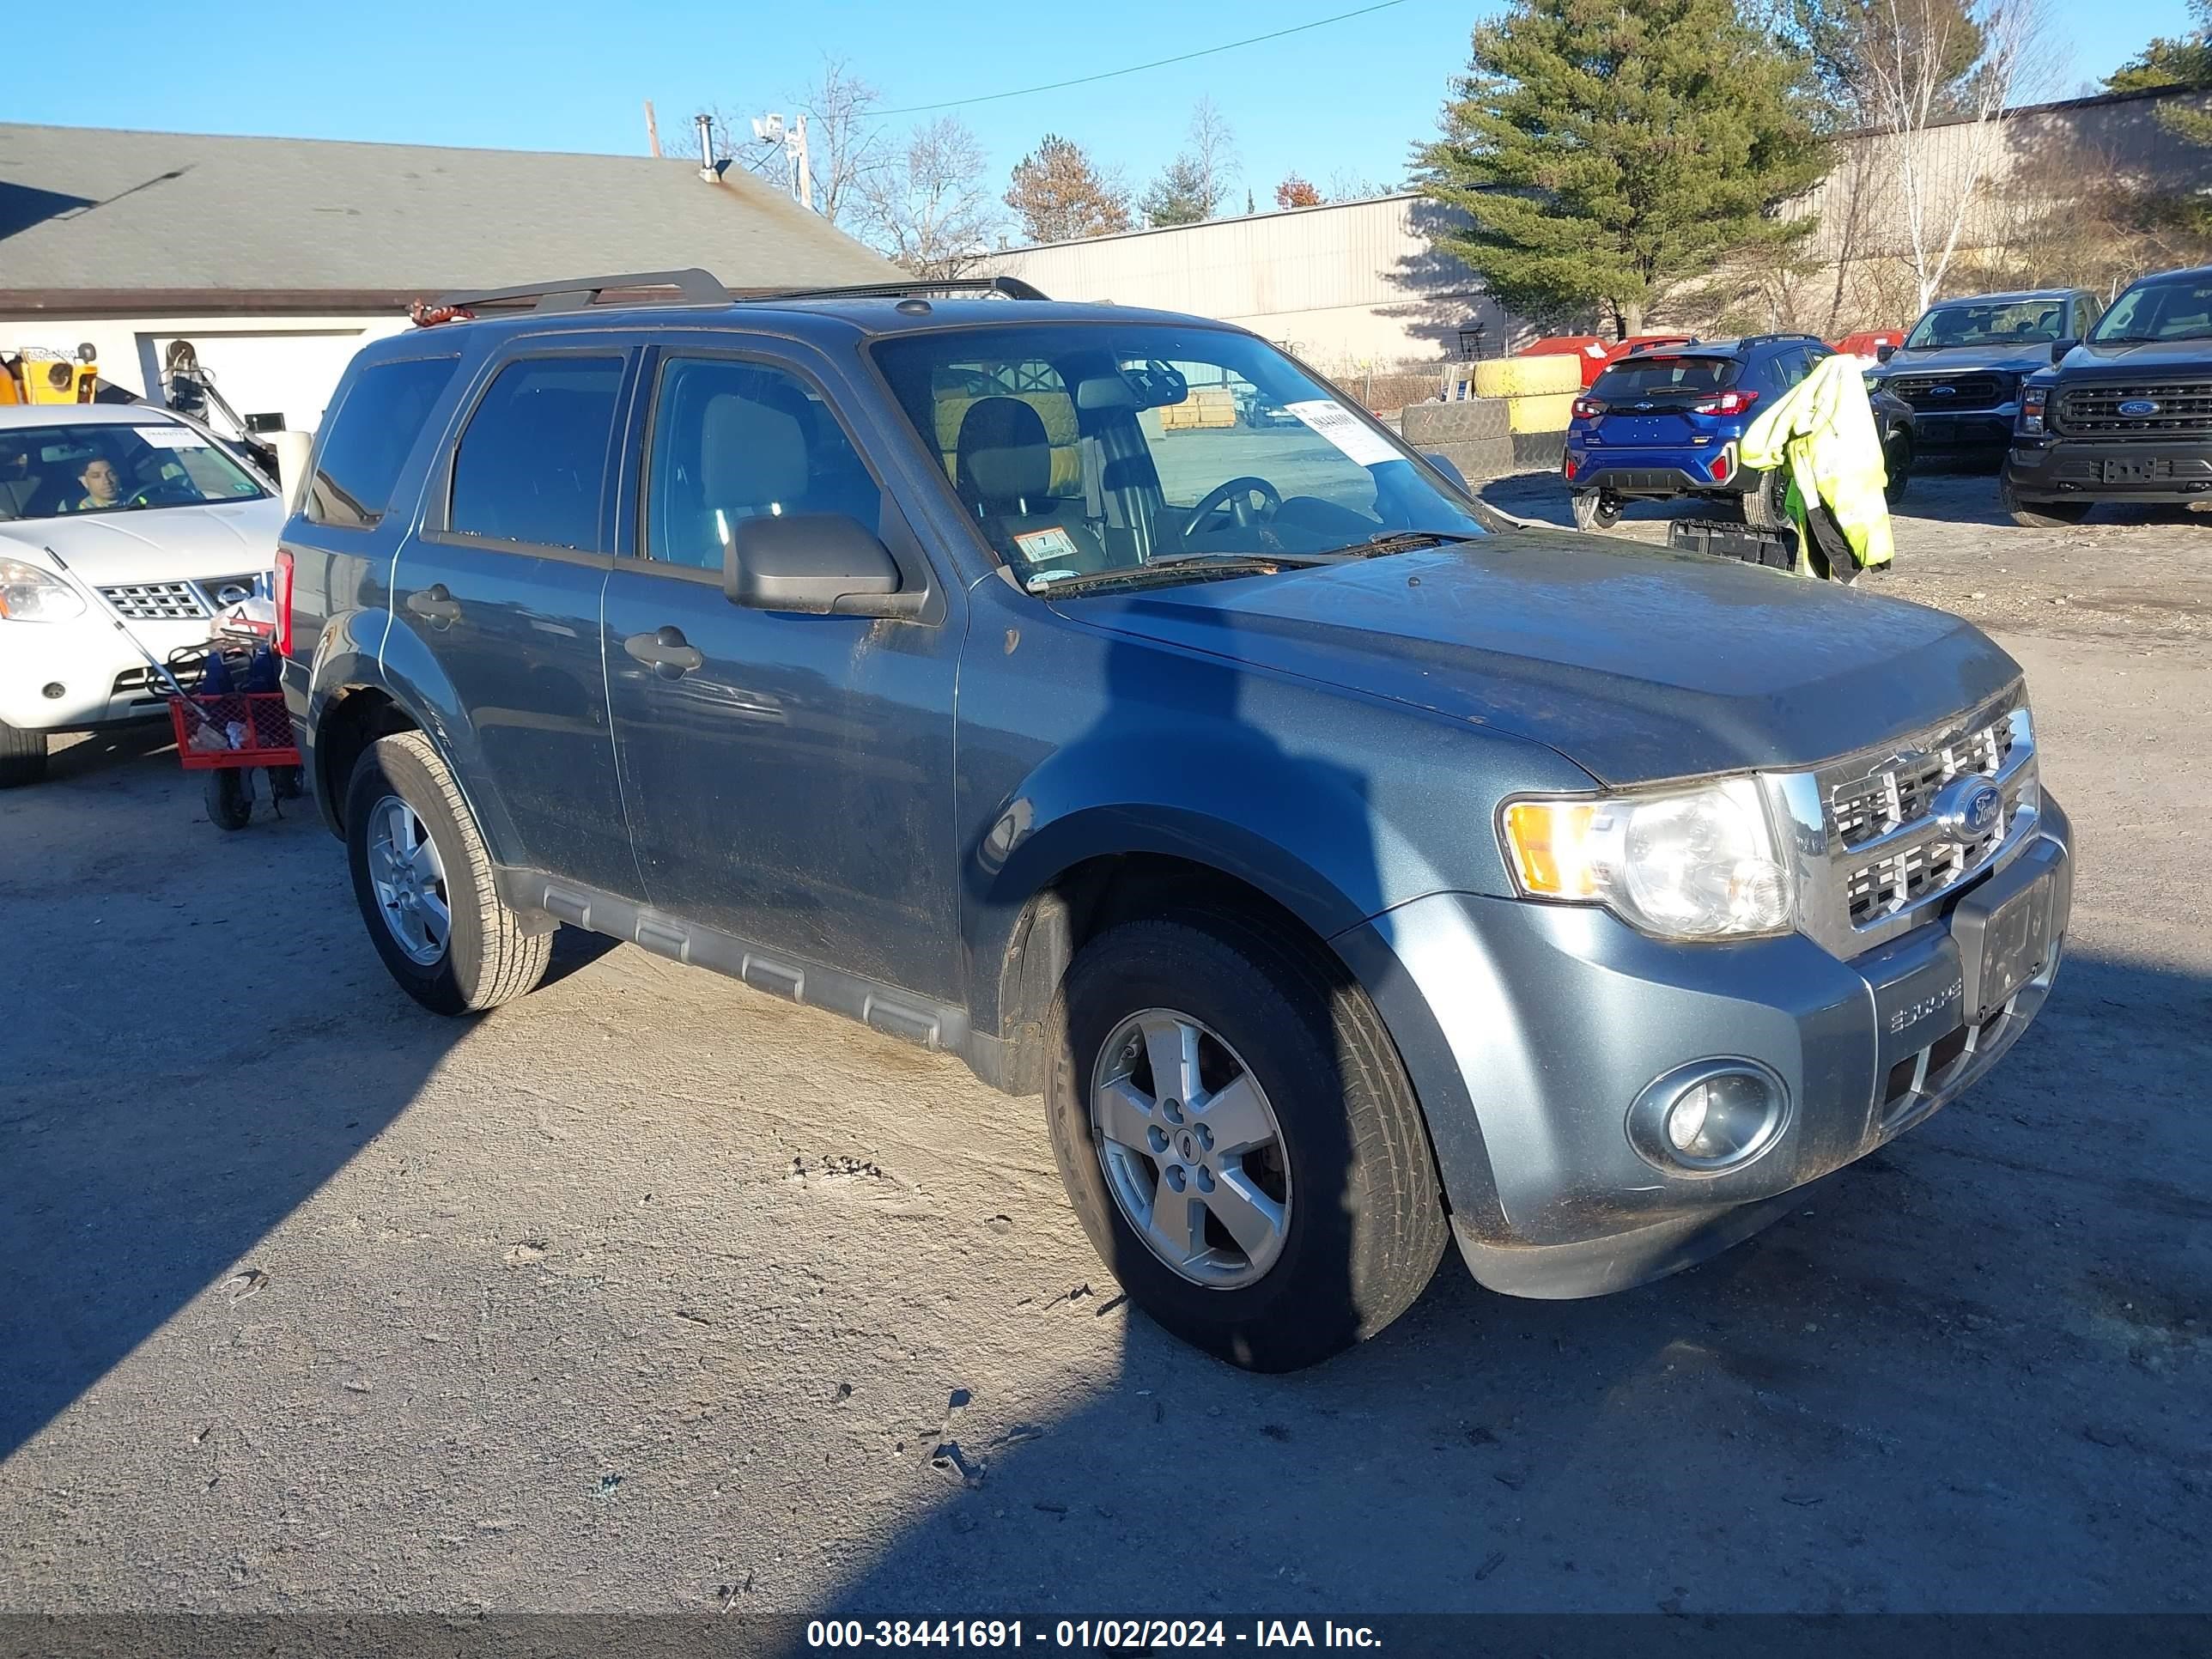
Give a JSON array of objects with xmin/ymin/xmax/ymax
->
[
  {"xmin": 1043, "ymin": 913, "xmax": 1447, "ymax": 1373},
  {"xmin": 344, "ymin": 731, "xmax": 551, "ymax": 1016},
  {"xmin": 1742, "ymin": 465, "xmax": 1790, "ymax": 530},
  {"xmin": 0, "ymin": 720, "xmax": 48, "ymax": 788},
  {"xmin": 204, "ymin": 767, "xmax": 252, "ymax": 830},
  {"xmin": 2002, "ymin": 481, "xmax": 2092, "ymax": 528},
  {"xmin": 1571, "ymin": 490, "xmax": 1621, "ymax": 531}
]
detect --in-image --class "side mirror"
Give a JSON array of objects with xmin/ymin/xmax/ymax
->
[
  {"xmin": 1424, "ymin": 451, "xmax": 1474, "ymax": 495},
  {"xmin": 724, "ymin": 512, "xmax": 922, "ymax": 617},
  {"xmin": 2051, "ymin": 337, "xmax": 2078, "ymax": 363},
  {"xmin": 271, "ymin": 429, "xmax": 314, "ymax": 514},
  {"xmin": 1875, "ymin": 343, "xmax": 1896, "ymax": 364}
]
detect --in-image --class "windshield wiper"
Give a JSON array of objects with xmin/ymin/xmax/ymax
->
[
  {"xmin": 1024, "ymin": 552, "xmax": 1321, "ymax": 597},
  {"xmin": 1333, "ymin": 529, "xmax": 1483, "ymax": 557}
]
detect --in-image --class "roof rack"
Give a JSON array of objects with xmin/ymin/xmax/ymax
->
[
  {"xmin": 745, "ymin": 276, "xmax": 1049, "ymax": 304},
  {"xmin": 428, "ymin": 268, "xmax": 732, "ymax": 316}
]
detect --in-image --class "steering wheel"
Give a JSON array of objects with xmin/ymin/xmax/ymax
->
[
  {"xmin": 1185, "ymin": 476, "xmax": 1282, "ymax": 540},
  {"xmin": 124, "ymin": 477, "xmax": 195, "ymax": 508}
]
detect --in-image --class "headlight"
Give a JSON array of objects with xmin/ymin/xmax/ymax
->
[
  {"xmin": 0, "ymin": 556, "xmax": 87, "ymax": 623},
  {"xmin": 1499, "ymin": 777, "xmax": 1794, "ymax": 939},
  {"xmin": 2020, "ymin": 384, "xmax": 2049, "ymax": 435}
]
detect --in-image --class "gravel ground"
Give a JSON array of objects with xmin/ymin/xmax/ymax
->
[{"xmin": 3, "ymin": 470, "xmax": 2208, "ymax": 1616}]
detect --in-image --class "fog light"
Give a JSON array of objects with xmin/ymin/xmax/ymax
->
[
  {"xmin": 1627, "ymin": 1060, "xmax": 1790, "ymax": 1176},
  {"xmin": 42, "ymin": 682, "xmax": 64, "ymax": 700}
]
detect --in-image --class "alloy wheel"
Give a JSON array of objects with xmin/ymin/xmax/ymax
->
[
  {"xmin": 366, "ymin": 794, "xmax": 451, "ymax": 966},
  {"xmin": 1091, "ymin": 1008, "xmax": 1292, "ymax": 1288}
]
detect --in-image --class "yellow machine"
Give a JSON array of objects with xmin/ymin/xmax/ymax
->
[{"xmin": 0, "ymin": 344, "xmax": 100, "ymax": 405}]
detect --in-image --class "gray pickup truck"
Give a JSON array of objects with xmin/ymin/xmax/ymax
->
[{"xmin": 278, "ymin": 272, "xmax": 2071, "ymax": 1371}]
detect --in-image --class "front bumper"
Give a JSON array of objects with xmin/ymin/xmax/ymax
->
[
  {"xmin": 0, "ymin": 615, "xmax": 213, "ymax": 731},
  {"xmin": 1904, "ymin": 409, "xmax": 2014, "ymax": 451},
  {"xmin": 1337, "ymin": 797, "xmax": 2072, "ymax": 1299},
  {"xmin": 2006, "ymin": 436, "xmax": 2212, "ymax": 502}
]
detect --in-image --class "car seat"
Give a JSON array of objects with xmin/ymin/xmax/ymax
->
[{"xmin": 954, "ymin": 398, "xmax": 1111, "ymax": 575}]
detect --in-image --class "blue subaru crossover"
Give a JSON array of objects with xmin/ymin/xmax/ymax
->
[{"xmin": 1563, "ymin": 335, "xmax": 1911, "ymax": 531}]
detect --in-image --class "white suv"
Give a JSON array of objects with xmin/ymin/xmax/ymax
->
[{"xmin": 0, "ymin": 403, "xmax": 284, "ymax": 785}]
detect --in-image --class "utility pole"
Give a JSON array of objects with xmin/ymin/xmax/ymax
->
[
  {"xmin": 643, "ymin": 99, "xmax": 661, "ymax": 159},
  {"xmin": 791, "ymin": 112, "xmax": 814, "ymax": 212}
]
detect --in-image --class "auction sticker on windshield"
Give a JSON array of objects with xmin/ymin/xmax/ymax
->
[
  {"xmin": 137, "ymin": 426, "xmax": 209, "ymax": 449},
  {"xmin": 1284, "ymin": 399, "xmax": 1400, "ymax": 467},
  {"xmin": 1013, "ymin": 526, "xmax": 1080, "ymax": 564}
]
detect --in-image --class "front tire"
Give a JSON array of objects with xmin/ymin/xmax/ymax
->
[
  {"xmin": 1043, "ymin": 914, "xmax": 1447, "ymax": 1372},
  {"xmin": 1743, "ymin": 465, "xmax": 1790, "ymax": 530},
  {"xmin": 344, "ymin": 732, "xmax": 551, "ymax": 1016},
  {"xmin": 1884, "ymin": 435, "xmax": 1911, "ymax": 505},
  {"xmin": 2002, "ymin": 480, "xmax": 2092, "ymax": 528},
  {"xmin": 0, "ymin": 720, "xmax": 49, "ymax": 788}
]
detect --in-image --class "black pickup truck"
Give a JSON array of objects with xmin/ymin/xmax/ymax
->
[{"xmin": 2005, "ymin": 264, "xmax": 2212, "ymax": 526}]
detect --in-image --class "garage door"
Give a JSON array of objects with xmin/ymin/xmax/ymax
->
[{"xmin": 143, "ymin": 331, "xmax": 374, "ymax": 436}]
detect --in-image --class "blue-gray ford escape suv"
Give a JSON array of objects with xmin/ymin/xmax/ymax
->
[{"xmin": 279, "ymin": 272, "xmax": 2072, "ymax": 1371}]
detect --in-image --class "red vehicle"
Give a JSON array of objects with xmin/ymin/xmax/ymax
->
[{"xmin": 1522, "ymin": 333, "xmax": 1699, "ymax": 387}]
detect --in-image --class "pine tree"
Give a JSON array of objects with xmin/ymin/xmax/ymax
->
[
  {"xmin": 1006, "ymin": 135, "xmax": 1133, "ymax": 244},
  {"xmin": 1417, "ymin": 0, "xmax": 1826, "ymax": 337},
  {"xmin": 2109, "ymin": 0, "xmax": 2212, "ymax": 148},
  {"xmin": 1141, "ymin": 157, "xmax": 1216, "ymax": 227}
]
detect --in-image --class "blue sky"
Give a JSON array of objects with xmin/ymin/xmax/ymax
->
[{"xmin": 9, "ymin": 0, "xmax": 2197, "ymax": 224}]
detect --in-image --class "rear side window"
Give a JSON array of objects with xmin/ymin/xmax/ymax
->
[
  {"xmin": 1591, "ymin": 357, "xmax": 1741, "ymax": 399},
  {"xmin": 307, "ymin": 356, "xmax": 459, "ymax": 530},
  {"xmin": 448, "ymin": 356, "xmax": 624, "ymax": 551}
]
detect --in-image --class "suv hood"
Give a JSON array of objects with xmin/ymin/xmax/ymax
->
[
  {"xmin": 0, "ymin": 498, "xmax": 283, "ymax": 586},
  {"xmin": 1051, "ymin": 532, "xmax": 2019, "ymax": 784}
]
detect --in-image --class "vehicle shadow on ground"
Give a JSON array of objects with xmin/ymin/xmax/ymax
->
[
  {"xmin": 0, "ymin": 748, "xmax": 481, "ymax": 1462},
  {"xmin": 823, "ymin": 945, "xmax": 2211, "ymax": 1616},
  {"xmin": 45, "ymin": 721, "xmax": 177, "ymax": 783}
]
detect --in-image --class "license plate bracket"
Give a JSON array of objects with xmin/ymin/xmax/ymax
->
[
  {"xmin": 1954, "ymin": 869, "xmax": 2055, "ymax": 1023},
  {"xmin": 2103, "ymin": 457, "xmax": 2158, "ymax": 484}
]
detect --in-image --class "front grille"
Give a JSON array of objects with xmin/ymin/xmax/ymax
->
[
  {"xmin": 2056, "ymin": 381, "xmax": 2212, "ymax": 435},
  {"xmin": 1819, "ymin": 700, "xmax": 2028, "ymax": 931},
  {"xmin": 98, "ymin": 581, "xmax": 208, "ymax": 622},
  {"xmin": 1888, "ymin": 372, "xmax": 2014, "ymax": 410}
]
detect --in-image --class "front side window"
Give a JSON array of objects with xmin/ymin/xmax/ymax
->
[
  {"xmin": 0, "ymin": 419, "xmax": 266, "ymax": 523},
  {"xmin": 872, "ymin": 324, "xmax": 1483, "ymax": 586},
  {"xmin": 2092, "ymin": 275, "xmax": 2212, "ymax": 344},
  {"xmin": 448, "ymin": 356, "xmax": 623, "ymax": 550},
  {"xmin": 1905, "ymin": 301, "xmax": 2069, "ymax": 349},
  {"xmin": 307, "ymin": 355, "xmax": 458, "ymax": 530},
  {"xmin": 644, "ymin": 356, "xmax": 881, "ymax": 571}
]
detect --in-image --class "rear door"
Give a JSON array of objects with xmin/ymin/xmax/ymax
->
[
  {"xmin": 391, "ymin": 339, "xmax": 640, "ymax": 896},
  {"xmin": 600, "ymin": 338, "xmax": 964, "ymax": 1000},
  {"xmin": 1595, "ymin": 356, "xmax": 1737, "ymax": 445}
]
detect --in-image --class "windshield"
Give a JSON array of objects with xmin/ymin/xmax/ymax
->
[
  {"xmin": 0, "ymin": 418, "xmax": 267, "ymax": 523},
  {"xmin": 1589, "ymin": 356, "xmax": 1741, "ymax": 399},
  {"xmin": 1905, "ymin": 301, "xmax": 2068, "ymax": 349},
  {"xmin": 2091, "ymin": 274, "xmax": 2212, "ymax": 343},
  {"xmin": 870, "ymin": 324, "xmax": 1485, "ymax": 587}
]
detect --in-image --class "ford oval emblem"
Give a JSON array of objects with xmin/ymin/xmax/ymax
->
[
  {"xmin": 1934, "ymin": 776, "xmax": 2004, "ymax": 839},
  {"xmin": 2118, "ymin": 398, "xmax": 2160, "ymax": 416},
  {"xmin": 1927, "ymin": 384, "xmax": 1958, "ymax": 396}
]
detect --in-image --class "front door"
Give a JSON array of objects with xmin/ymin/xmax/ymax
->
[
  {"xmin": 602, "ymin": 346, "xmax": 963, "ymax": 1001},
  {"xmin": 390, "ymin": 345, "xmax": 638, "ymax": 896}
]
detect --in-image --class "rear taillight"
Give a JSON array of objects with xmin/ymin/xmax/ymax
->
[
  {"xmin": 1711, "ymin": 447, "xmax": 1735, "ymax": 483},
  {"xmin": 274, "ymin": 547, "xmax": 295, "ymax": 658},
  {"xmin": 1563, "ymin": 453, "xmax": 1580, "ymax": 480},
  {"xmin": 1571, "ymin": 397, "xmax": 1607, "ymax": 421},
  {"xmin": 1691, "ymin": 388, "xmax": 1759, "ymax": 416}
]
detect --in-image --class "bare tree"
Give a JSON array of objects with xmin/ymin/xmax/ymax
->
[
  {"xmin": 854, "ymin": 118, "xmax": 1000, "ymax": 278},
  {"xmin": 1857, "ymin": 0, "xmax": 2055, "ymax": 313},
  {"xmin": 1186, "ymin": 97, "xmax": 1240, "ymax": 217},
  {"xmin": 799, "ymin": 58, "xmax": 885, "ymax": 228}
]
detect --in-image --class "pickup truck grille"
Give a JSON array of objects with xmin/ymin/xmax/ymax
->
[
  {"xmin": 98, "ymin": 581, "xmax": 210, "ymax": 622},
  {"xmin": 1887, "ymin": 372, "xmax": 2014, "ymax": 410},
  {"xmin": 2056, "ymin": 382, "xmax": 2212, "ymax": 434}
]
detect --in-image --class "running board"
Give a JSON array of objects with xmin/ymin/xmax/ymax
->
[{"xmin": 495, "ymin": 870, "xmax": 970, "ymax": 1055}]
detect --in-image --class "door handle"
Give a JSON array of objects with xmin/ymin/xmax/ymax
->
[
  {"xmin": 624, "ymin": 624, "xmax": 705, "ymax": 678},
  {"xmin": 406, "ymin": 583, "xmax": 461, "ymax": 625}
]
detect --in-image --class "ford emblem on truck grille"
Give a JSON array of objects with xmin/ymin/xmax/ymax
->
[
  {"xmin": 1928, "ymin": 384, "xmax": 1958, "ymax": 396},
  {"xmin": 2117, "ymin": 398, "xmax": 2160, "ymax": 416}
]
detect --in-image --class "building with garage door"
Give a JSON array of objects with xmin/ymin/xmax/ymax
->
[{"xmin": 0, "ymin": 121, "xmax": 896, "ymax": 439}]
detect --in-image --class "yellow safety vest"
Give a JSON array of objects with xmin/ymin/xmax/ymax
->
[{"xmin": 1741, "ymin": 353, "xmax": 1896, "ymax": 580}]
